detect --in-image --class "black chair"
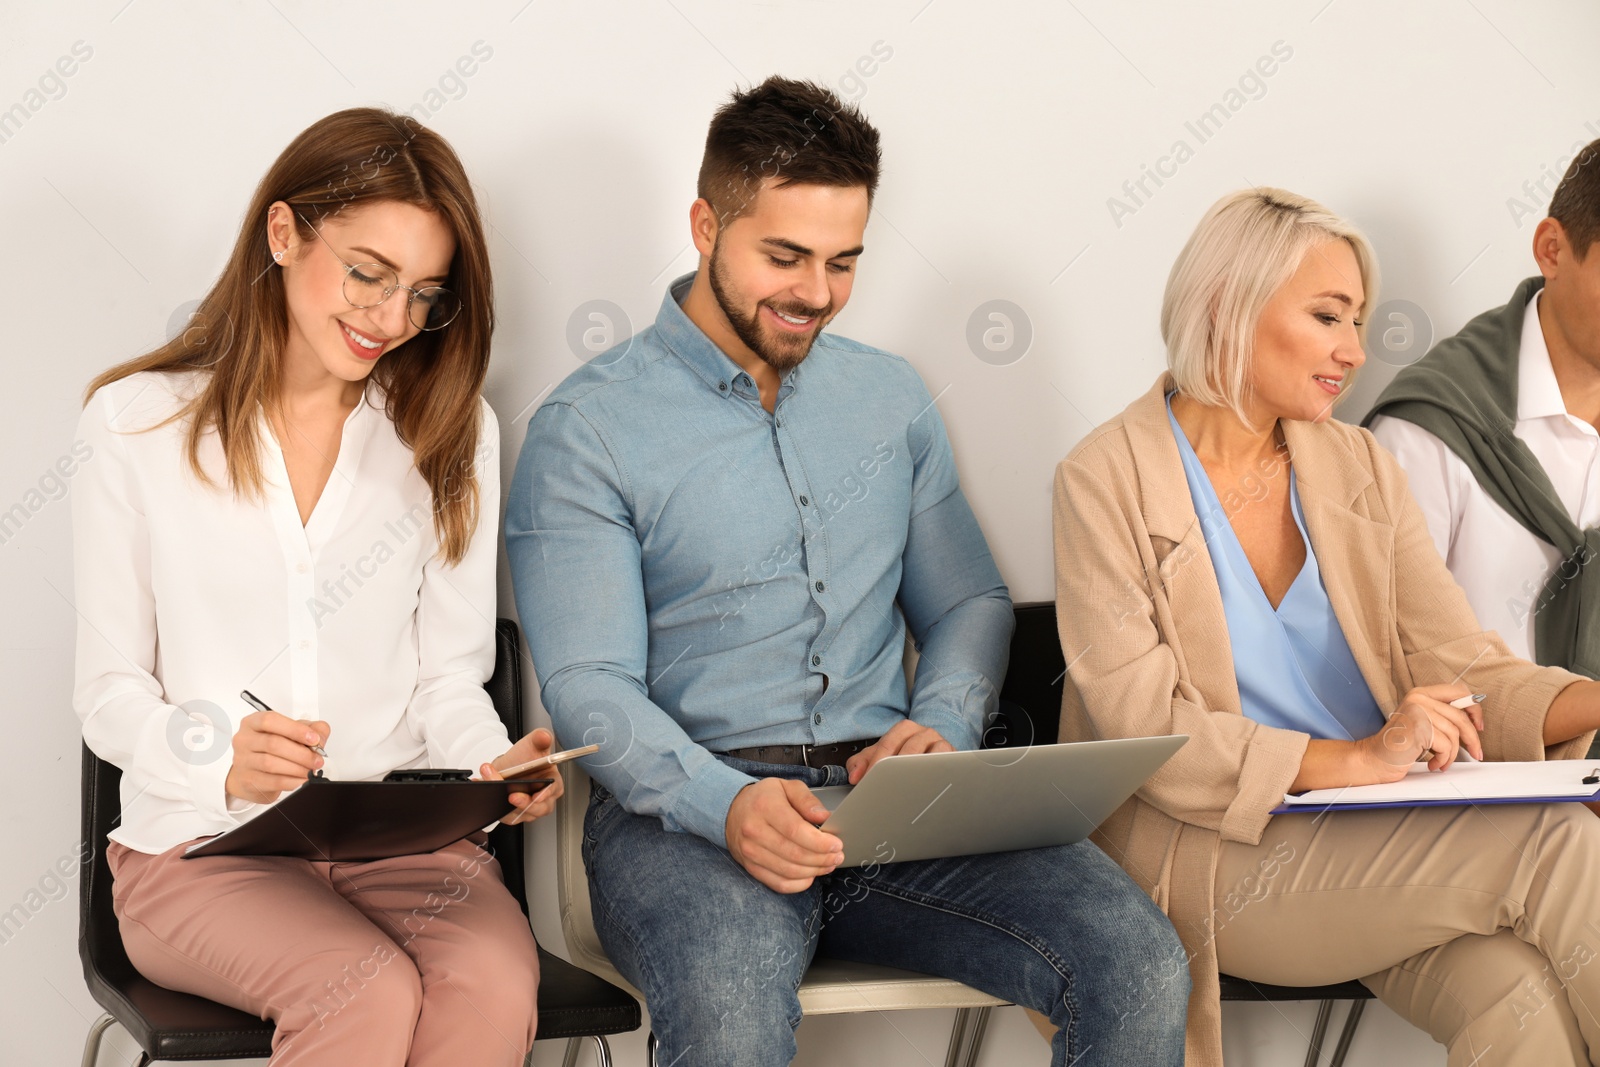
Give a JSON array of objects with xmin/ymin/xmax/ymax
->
[
  {"xmin": 78, "ymin": 617, "xmax": 640, "ymax": 1067},
  {"xmin": 990, "ymin": 602, "xmax": 1370, "ymax": 1067}
]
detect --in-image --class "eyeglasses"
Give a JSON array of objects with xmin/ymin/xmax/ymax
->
[{"xmin": 294, "ymin": 211, "xmax": 462, "ymax": 331}]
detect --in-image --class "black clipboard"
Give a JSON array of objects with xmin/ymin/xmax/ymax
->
[{"xmin": 183, "ymin": 776, "xmax": 555, "ymax": 862}]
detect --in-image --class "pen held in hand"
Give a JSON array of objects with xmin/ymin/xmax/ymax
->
[
  {"xmin": 1420, "ymin": 694, "xmax": 1488, "ymax": 765},
  {"xmin": 239, "ymin": 689, "xmax": 329, "ymax": 759}
]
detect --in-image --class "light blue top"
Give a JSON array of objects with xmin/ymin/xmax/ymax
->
[
  {"xmin": 1165, "ymin": 394, "xmax": 1384, "ymax": 741},
  {"xmin": 505, "ymin": 273, "xmax": 1012, "ymax": 846}
]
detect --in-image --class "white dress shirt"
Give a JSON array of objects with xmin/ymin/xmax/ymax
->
[
  {"xmin": 1370, "ymin": 289, "xmax": 1600, "ymax": 664},
  {"xmin": 72, "ymin": 369, "xmax": 511, "ymax": 854}
]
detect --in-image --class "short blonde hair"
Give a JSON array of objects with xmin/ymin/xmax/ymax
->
[{"xmin": 1161, "ymin": 187, "xmax": 1378, "ymax": 425}]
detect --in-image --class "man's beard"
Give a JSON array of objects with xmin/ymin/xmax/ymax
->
[{"xmin": 708, "ymin": 244, "xmax": 831, "ymax": 374}]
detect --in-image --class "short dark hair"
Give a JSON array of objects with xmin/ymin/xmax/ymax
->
[
  {"xmin": 1550, "ymin": 137, "xmax": 1600, "ymax": 260},
  {"xmin": 697, "ymin": 75, "xmax": 882, "ymax": 226}
]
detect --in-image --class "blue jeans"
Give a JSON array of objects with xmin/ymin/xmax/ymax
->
[{"xmin": 583, "ymin": 755, "xmax": 1189, "ymax": 1066}]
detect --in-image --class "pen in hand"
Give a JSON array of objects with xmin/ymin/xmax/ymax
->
[
  {"xmin": 1420, "ymin": 693, "xmax": 1488, "ymax": 766},
  {"xmin": 240, "ymin": 689, "xmax": 329, "ymax": 777}
]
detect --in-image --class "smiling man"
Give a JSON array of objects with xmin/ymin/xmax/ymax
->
[{"xmin": 505, "ymin": 77, "xmax": 1187, "ymax": 1066}]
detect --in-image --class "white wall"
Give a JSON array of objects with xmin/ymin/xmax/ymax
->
[{"xmin": 4, "ymin": 0, "xmax": 1595, "ymax": 1063}]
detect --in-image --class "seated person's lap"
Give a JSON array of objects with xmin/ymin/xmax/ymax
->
[
  {"xmin": 107, "ymin": 835, "xmax": 538, "ymax": 1021},
  {"xmin": 584, "ymin": 767, "xmax": 1188, "ymax": 1029},
  {"xmin": 1212, "ymin": 802, "xmax": 1600, "ymax": 987}
]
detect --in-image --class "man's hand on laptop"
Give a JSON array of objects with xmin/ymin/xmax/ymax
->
[
  {"xmin": 845, "ymin": 721, "xmax": 954, "ymax": 785},
  {"xmin": 725, "ymin": 779, "xmax": 845, "ymax": 893}
]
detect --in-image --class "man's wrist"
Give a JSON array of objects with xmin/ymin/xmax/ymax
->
[
  {"xmin": 723, "ymin": 781, "xmax": 756, "ymax": 853},
  {"xmin": 664, "ymin": 760, "xmax": 759, "ymax": 845}
]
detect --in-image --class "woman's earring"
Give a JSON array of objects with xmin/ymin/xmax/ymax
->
[{"xmin": 272, "ymin": 250, "xmax": 284, "ymax": 264}]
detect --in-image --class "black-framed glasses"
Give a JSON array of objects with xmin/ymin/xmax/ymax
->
[{"xmin": 295, "ymin": 211, "xmax": 462, "ymax": 331}]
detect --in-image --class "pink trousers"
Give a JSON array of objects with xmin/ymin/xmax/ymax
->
[{"xmin": 107, "ymin": 833, "xmax": 540, "ymax": 1066}]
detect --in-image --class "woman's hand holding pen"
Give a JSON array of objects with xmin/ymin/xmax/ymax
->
[
  {"xmin": 1392, "ymin": 684, "xmax": 1485, "ymax": 771},
  {"xmin": 1343, "ymin": 685, "xmax": 1483, "ymax": 785},
  {"xmin": 480, "ymin": 727, "xmax": 564, "ymax": 825},
  {"xmin": 1292, "ymin": 685, "xmax": 1484, "ymax": 792},
  {"xmin": 225, "ymin": 710, "xmax": 331, "ymax": 805}
]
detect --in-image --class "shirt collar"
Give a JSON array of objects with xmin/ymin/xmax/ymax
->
[
  {"xmin": 654, "ymin": 271, "xmax": 800, "ymax": 401},
  {"xmin": 1516, "ymin": 288, "xmax": 1566, "ymax": 422}
]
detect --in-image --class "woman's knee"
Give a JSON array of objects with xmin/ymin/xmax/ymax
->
[
  {"xmin": 1370, "ymin": 931, "xmax": 1588, "ymax": 1064},
  {"xmin": 442, "ymin": 930, "xmax": 540, "ymax": 1038},
  {"xmin": 288, "ymin": 941, "xmax": 424, "ymax": 1037}
]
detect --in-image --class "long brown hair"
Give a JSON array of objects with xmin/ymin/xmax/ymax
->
[{"xmin": 84, "ymin": 107, "xmax": 494, "ymax": 564}]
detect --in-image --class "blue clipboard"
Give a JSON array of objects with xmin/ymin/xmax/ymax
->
[{"xmin": 1271, "ymin": 788, "xmax": 1600, "ymax": 816}]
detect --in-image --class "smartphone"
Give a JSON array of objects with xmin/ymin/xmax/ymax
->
[{"xmin": 495, "ymin": 743, "xmax": 602, "ymax": 780}]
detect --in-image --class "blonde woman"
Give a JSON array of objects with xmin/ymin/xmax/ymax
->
[
  {"xmin": 1053, "ymin": 187, "xmax": 1600, "ymax": 1066},
  {"xmin": 73, "ymin": 108, "xmax": 558, "ymax": 1065}
]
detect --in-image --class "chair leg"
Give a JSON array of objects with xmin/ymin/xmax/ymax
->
[
  {"xmin": 941, "ymin": 1007, "xmax": 973, "ymax": 1067},
  {"xmin": 1302, "ymin": 999, "xmax": 1335, "ymax": 1067},
  {"xmin": 646, "ymin": 1029, "xmax": 659, "ymax": 1067},
  {"xmin": 955, "ymin": 1005, "xmax": 993, "ymax": 1067},
  {"xmin": 80, "ymin": 1013, "xmax": 116, "ymax": 1067},
  {"xmin": 1328, "ymin": 1000, "xmax": 1366, "ymax": 1067},
  {"xmin": 560, "ymin": 1035, "xmax": 582, "ymax": 1067},
  {"xmin": 588, "ymin": 1034, "xmax": 615, "ymax": 1067}
]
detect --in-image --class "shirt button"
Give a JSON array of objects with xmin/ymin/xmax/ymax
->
[
  {"xmin": 815, "ymin": 580, "xmax": 825, "ymax": 592},
  {"xmin": 298, "ymin": 640, "xmax": 310, "ymax": 651},
  {"xmin": 799, "ymin": 495, "xmax": 809, "ymax": 506},
  {"xmin": 296, "ymin": 562, "xmax": 309, "ymax": 574},
  {"xmin": 718, "ymin": 381, "xmax": 728, "ymax": 392},
  {"xmin": 812, "ymin": 654, "xmax": 822, "ymax": 666},
  {"xmin": 814, "ymin": 713, "xmax": 824, "ymax": 725},
  {"xmin": 740, "ymin": 375, "xmax": 751, "ymax": 386}
]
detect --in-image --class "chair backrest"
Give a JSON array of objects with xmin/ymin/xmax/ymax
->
[
  {"xmin": 991, "ymin": 602, "xmax": 1066, "ymax": 749},
  {"xmin": 80, "ymin": 617, "xmax": 531, "ymax": 988},
  {"xmin": 555, "ymin": 761, "xmax": 632, "ymax": 989},
  {"xmin": 79, "ymin": 736, "xmax": 140, "ymax": 997},
  {"xmin": 483, "ymin": 618, "xmax": 529, "ymax": 915}
]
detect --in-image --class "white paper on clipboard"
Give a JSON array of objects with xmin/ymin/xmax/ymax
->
[{"xmin": 1283, "ymin": 759, "xmax": 1600, "ymax": 807}]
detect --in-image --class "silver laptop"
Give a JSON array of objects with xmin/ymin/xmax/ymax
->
[{"xmin": 810, "ymin": 736, "xmax": 1187, "ymax": 867}]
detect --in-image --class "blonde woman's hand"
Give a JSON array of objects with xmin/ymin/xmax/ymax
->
[
  {"xmin": 1388, "ymin": 684, "xmax": 1484, "ymax": 771},
  {"xmin": 1352, "ymin": 703, "xmax": 1433, "ymax": 784}
]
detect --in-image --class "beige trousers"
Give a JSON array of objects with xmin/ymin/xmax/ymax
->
[{"xmin": 1213, "ymin": 803, "xmax": 1600, "ymax": 1067}]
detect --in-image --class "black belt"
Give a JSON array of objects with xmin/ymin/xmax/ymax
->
[{"xmin": 718, "ymin": 738, "xmax": 876, "ymax": 770}]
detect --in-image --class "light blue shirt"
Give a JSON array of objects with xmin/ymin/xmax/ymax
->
[
  {"xmin": 1165, "ymin": 394, "xmax": 1384, "ymax": 741},
  {"xmin": 505, "ymin": 273, "xmax": 1012, "ymax": 846}
]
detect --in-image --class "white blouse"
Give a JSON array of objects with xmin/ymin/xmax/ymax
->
[{"xmin": 72, "ymin": 369, "xmax": 511, "ymax": 854}]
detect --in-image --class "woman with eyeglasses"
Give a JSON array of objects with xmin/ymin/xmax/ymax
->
[{"xmin": 72, "ymin": 108, "xmax": 557, "ymax": 1065}]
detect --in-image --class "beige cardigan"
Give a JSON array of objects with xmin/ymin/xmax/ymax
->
[{"xmin": 1052, "ymin": 374, "xmax": 1594, "ymax": 1065}]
